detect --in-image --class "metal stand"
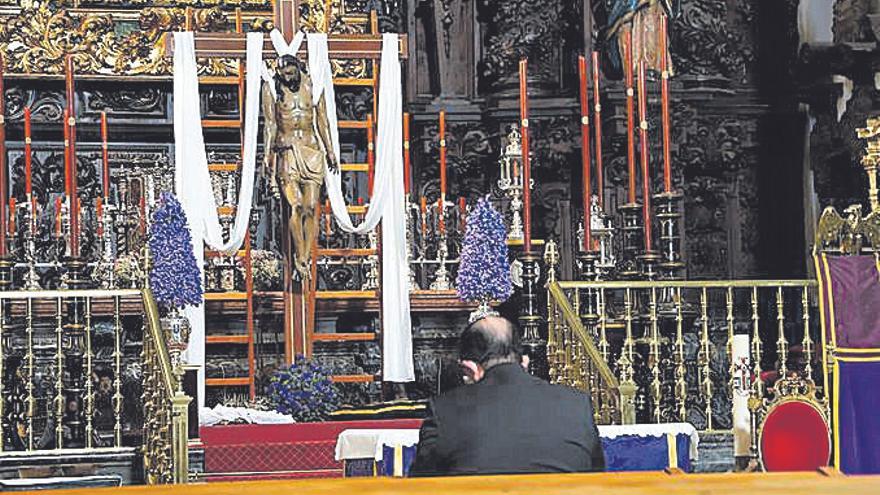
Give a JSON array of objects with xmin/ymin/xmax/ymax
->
[
  {"xmin": 618, "ymin": 203, "xmax": 642, "ymax": 279},
  {"xmin": 518, "ymin": 250, "xmax": 547, "ymax": 379},
  {"xmin": 654, "ymin": 191, "xmax": 685, "ymax": 280}
]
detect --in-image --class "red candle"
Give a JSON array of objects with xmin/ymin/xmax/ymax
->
[
  {"xmin": 63, "ymin": 109, "xmax": 71, "ymax": 198},
  {"xmin": 439, "ymin": 110, "xmax": 447, "ymax": 200},
  {"xmin": 419, "ymin": 196, "xmax": 427, "ymax": 237},
  {"xmin": 96, "ymin": 196, "xmax": 103, "ymax": 237},
  {"xmin": 624, "ymin": 30, "xmax": 637, "ymax": 204},
  {"xmin": 24, "ymin": 107, "xmax": 33, "ymax": 196},
  {"xmin": 101, "ymin": 111, "xmax": 110, "ymax": 201},
  {"xmin": 8, "ymin": 198, "xmax": 15, "ymax": 236},
  {"xmin": 637, "ymin": 61, "xmax": 653, "ymax": 251},
  {"xmin": 403, "ymin": 112, "xmax": 411, "ymax": 195},
  {"xmin": 519, "ymin": 58, "xmax": 532, "ymax": 252},
  {"xmin": 30, "ymin": 198, "xmax": 37, "ymax": 236},
  {"xmin": 578, "ymin": 55, "xmax": 593, "ymax": 251},
  {"xmin": 367, "ymin": 113, "xmax": 375, "ymax": 197},
  {"xmin": 591, "ymin": 52, "xmax": 604, "ymax": 209},
  {"xmin": 0, "ymin": 53, "xmax": 7, "ymax": 256},
  {"xmin": 139, "ymin": 194, "xmax": 146, "ymax": 235},
  {"xmin": 324, "ymin": 199, "xmax": 331, "ymax": 235},
  {"xmin": 660, "ymin": 14, "xmax": 672, "ymax": 193},
  {"xmin": 65, "ymin": 55, "xmax": 79, "ymax": 258},
  {"xmin": 458, "ymin": 197, "xmax": 466, "ymax": 233},
  {"xmin": 437, "ymin": 197, "xmax": 445, "ymax": 235},
  {"xmin": 55, "ymin": 196, "xmax": 62, "ymax": 236}
]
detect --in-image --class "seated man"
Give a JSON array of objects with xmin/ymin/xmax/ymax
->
[{"xmin": 410, "ymin": 316, "xmax": 605, "ymax": 476}]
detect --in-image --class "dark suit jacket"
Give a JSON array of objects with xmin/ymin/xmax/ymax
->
[{"xmin": 410, "ymin": 363, "xmax": 605, "ymax": 476}]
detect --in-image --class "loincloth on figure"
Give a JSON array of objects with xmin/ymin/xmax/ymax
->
[{"xmin": 274, "ymin": 139, "xmax": 326, "ymax": 187}]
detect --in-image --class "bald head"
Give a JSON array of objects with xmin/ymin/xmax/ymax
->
[{"xmin": 459, "ymin": 316, "xmax": 522, "ymax": 369}]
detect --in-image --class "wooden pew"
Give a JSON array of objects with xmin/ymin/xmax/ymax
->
[{"xmin": 10, "ymin": 471, "xmax": 880, "ymax": 495}]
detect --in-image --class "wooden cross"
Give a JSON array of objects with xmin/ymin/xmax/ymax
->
[{"xmin": 164, "ymin": 1, "xmax": 408, "ymax": 61}]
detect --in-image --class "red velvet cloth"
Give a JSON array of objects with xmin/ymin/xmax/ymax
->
[
  {"xmin": 760, "ymin": 401, "xmax": 830, "ymax": 472},
  {"xmin": 201, "ymin": 419, "xmax": 424, "ymax": 477}
]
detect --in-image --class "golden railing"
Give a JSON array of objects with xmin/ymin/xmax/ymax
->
[
  {"xmin": 0, "ymin": 288, "xmax": 188, "ymax": 484},
  {"xmin": 547, "ymin": 283, "xmax": 623, "ymax": 424},
  {"xmin": 547, "ymin": 279, "xmax": 822, "ymax": 431},
  {"xmin": 142, "ymin": 288, "xmax": 190, "ymax": 484}
]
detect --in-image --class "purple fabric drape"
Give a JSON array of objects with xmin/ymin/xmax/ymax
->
[
  {"xmin": 819, "ymin": 255, "xmax": 880, "ymax": 349},
  {"xmin": 837, "ymin": 360, "xmax": 880, "ymax": 474}
]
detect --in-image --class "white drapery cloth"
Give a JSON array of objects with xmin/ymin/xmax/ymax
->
[
  {"xmin": 303, "ymin": 33, "xmax": 413, "ymax": 382},
  {"xmin": 173, "ymin": 32, "xmax": 264, "ymax": 405}
]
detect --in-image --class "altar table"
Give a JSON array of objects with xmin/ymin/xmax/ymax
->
[{"xmin": 335, "ymin": 423, "xmax": 699, "ymax": 476}]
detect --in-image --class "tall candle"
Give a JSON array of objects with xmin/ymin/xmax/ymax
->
[
  {"xmin": 324, "ymin": 199, "xmax": 331, "ymax": 235},
  {"xmin": 65, "ymin": 54, "xmax": 79, "ymax": 257},
  {"xmin": 24, "ymin": 107, "xmax": 33, "ymax": 196},
  {"xmin": 660, "ymin": 14, "xmax": 672, "ymax": 193},
  {"xmin": 139, "ymin": 194, "xmax": 146, "ymax": 235},
  {"xmin": 437, "ymin": 197, "xmax": 445, "ymax": 235},
  {"xmin": 367, "ymin": 113, "xmax": 375, "ymax": 197},
  {"xmin": 0, "ymin": 53, "xmax": 7, "ymax": 257},
  {"xmin": 519, "ymin": 58, "xmax": 532, "ymax": 252},
  {"xmin": 637, "ymin": 61, "xmax": 653, "ymax": 251},
  {"xmin": 8, "ymin": 198, "xmax": 15, "ymax": 236},
  {"xmin": 55, "ymin": 196, "xmax": 62, "ymax": 236},
  {"xmin": 624, "ymin": 30, "xmax": 637, "ymax": 204},
  {"xmin": 439, "ymin": 110, "xmax": 447, "ymax": 199},
  {"xmin": 63, "ymin": 109, "xmax": 71, "ymax": 198},
  {"xmin": 591, "ymin": 52, "xmax": 604, "ymax": 209},
  {"xmin": 96, "ymin": 196, "xmax": 103, "ymax": 237},
  {"xmin": 578, "ymin": 55, "xmax": 593, "ymax": 251},
  {"xmin": 30, "ymin": 198, "xmax": 37, "ymax": 236},
  {"xmin": 403, "ymin": 112, "xmax": 411, "ymax": 195},
  {"xmin": 101, "ymin": 111, "xmax": 110, "ymax": 200}
]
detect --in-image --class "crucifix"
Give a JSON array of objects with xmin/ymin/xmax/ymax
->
[{"xmin": 164, "ymin": 4, "xmax": 407, "ymax": 365}]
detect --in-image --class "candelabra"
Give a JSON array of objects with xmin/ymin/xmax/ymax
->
[
  {"xmin": 518, "ymin": 249, "xmax": 547, "ymax": 378},
  {"xmin": 498, "ymin": 125, "xmax": 525, "ymax": 241},
  {"xmin": 430, "ymin": 233, "xmax": 451, "ymax": 291}
]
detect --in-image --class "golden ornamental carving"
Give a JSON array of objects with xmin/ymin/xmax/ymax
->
[{"xmin": 0, "ymin": 5, "xmax": 240, "ymax": 77}]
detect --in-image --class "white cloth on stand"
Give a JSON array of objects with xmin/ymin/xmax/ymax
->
[
  {"xmin": 305, "ymin": 33, "xmax": 414, "ymax": 382},
  {"xmin": 173, "ymin": 31, "xmax": 264, "ymax": 406}
]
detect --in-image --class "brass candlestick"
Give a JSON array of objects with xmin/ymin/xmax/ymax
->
[
  {"xmin": 430, "ymin": 233, "xmax": 451, "ymax": 291},
  {"xmin": 654, "ymin": 190, "xmax": 685, "ymax": 280}
]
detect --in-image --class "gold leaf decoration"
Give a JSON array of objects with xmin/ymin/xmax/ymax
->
[{"xmin": 0, "ymin": 5, "xmax": 239, "ymax": 77}]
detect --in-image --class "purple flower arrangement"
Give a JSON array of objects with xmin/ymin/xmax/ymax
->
[
  {"xmin": 456, "ymin": 197, "xmax": 513, "ymax": 303},
  {"xmin": 148, "ymin": 192, "xmax": 203, "ymax": 310},
  {"xmin": 268, "ymin": 357, "xmax": 339, "ymax": 422}
]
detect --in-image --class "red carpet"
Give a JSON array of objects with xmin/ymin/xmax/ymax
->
[{"xmin": 201, "ymin": 419, "xmax": 423, "ymax": 480}]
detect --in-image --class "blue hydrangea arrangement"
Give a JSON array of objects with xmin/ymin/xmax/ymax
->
[
  {"xmin": 268, "ymin": 358, "xmax": 339, "ymax": 422},
  {"xmin": 148, "ymin": 192, "xmax": 203, "ymax": 310},
  {"xmin": 456, "ymin": 197, "xmax": 513, "ymax": 304}
]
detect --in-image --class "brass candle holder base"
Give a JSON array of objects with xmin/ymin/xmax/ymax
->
[
  {"xmin": 518, "ymin": 251, "xmax": 547, "ymax": 379},
  {"xmin": 638, "ymin": 250, "xmax": 662, "ymax": 281},
  {"xmin": 577, "ymin": 251, "xmax": 600, "ymax": 324},
  {"xmin": 654, "ymin": 190, "xmax": 686, "ymax": 280},
  {"xmin": 65, "ymin": 257, "xmax": 89, "ymax": 290}
]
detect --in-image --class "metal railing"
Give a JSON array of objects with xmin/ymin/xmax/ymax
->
[
  {"xmin": 0, "ymin": 288, "xmax": 188, "ymax": 484},
  {"xmin": 547, "ymin": 279, "xmax": 823, "ymax": 431}
]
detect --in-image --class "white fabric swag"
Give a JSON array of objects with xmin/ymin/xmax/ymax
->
[
  {"xmin": 301, "ymin": 32, "xmax": 414, "ymax": 382},
  {"xmin": 173, "ymin": 32, "xmax": 263, "ymax": 405},
  {"xmin": 173, "ymin": 30, "xmax": 414, "ymax": 400}
]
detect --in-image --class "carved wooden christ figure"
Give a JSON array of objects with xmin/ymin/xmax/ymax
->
[{"xmin": 262, "ymin": 54, "xmax": 338, "ymax": 280}]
